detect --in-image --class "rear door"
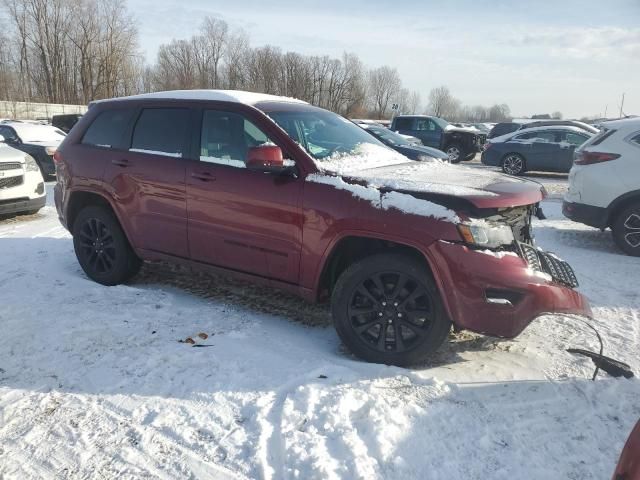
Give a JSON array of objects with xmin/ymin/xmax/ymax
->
[
  {"xmin": 185, "ymin": 107, "xmax": 303, "ymax": 283},
  {"xmin": 102, "ymin": 106, "xmax": 191, "ymax": 258},
  {"xmin": 558, "ymin": 131, "xmax": 589, "ymax": 172},
  {"xmin": 525, "ymin": 130, "xmax": 560, "ymax": 170}
]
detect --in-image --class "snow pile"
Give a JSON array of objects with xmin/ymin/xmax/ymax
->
[
  {"xmin": 130, "ymin": 148, "xmax": 182, "ymax": 158},
  {"xmin": 307, "ymin": 174, "xmax": 459, "ymax": 222},
  {"xmin": 306, "ymin": 173, "xmax": 381, "ymax": 205},
  {"xmin": 98, "ymin": 89, "xmax": 308, "ymax": 106},
  {"xmin": 381, "ymin": 191, "xmax": 459, "ymax": 222}
]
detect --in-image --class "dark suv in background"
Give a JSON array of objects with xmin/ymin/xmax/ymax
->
[
  {"xmin": 390, "ymin": 115, "xmax": 485, "ymax": 163},
  {"xmin": 53, "ymin": 90, "xmax": 590, "ymax": 366}
]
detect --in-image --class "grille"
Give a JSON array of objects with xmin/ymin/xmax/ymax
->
[
  {"xmin": 519, "ymin": 243, "xmax": 579, "ymax": 288},
  {"xmin": 0, "ymin": 162, "xmax": 22, "ymax": 171},
  {"xmin": 0, "ymin": 175, "xmax": 23, "ymax": 189}
]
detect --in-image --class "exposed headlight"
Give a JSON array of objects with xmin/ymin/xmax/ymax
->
[
  {"xmin": 24, "ymin": 154, "xmax": 40, "ymax": 172},
  {"xmin": 417, "ymin": 154, "xmax": 436, "ymax": 162},
  {"xmin": 458, "ymin": 222, "xmax": 515, "ymax": 248},
  {"xmin": 45, "ymin": 146, "xmax": 57, "ymax": 156}
]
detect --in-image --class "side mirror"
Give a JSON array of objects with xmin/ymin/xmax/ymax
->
[{"xmin": 246, "ymin": 145, "xmax": 293, "ymax": 174}]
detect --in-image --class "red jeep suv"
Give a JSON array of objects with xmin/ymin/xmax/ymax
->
[{"xmin": 54, "ymin": 90, "xmax": 591, "ymax": 365}]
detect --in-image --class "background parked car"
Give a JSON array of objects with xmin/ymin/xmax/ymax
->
[
  {"xmin": 482, "ymin": 126, "xmax": 592, "ymax": 175},
  {"xmin": 356, "ymin": 122, "xmax": 450, "ymax": 161},
  {"xmin": 0, "ymin": 137, "xmax": 46, "ymax": 216},
  {"xmin": 522, "ymin": 120, "xmax": 599, "ymax": 135},
  {"xmin": 52, "ymin": 114, "xmax": 83, "ymax": 133},
  {"xmin": 488, "ymin": 120, "xmax": 598, "ymax": 139},
  {"xmin": 563, "ymin": 117, "xmax": 640, "ymax": 256},
  {"xmin": 390, "ymin": 115, "xmax": 485, "ymax": 163},
  {"xmin": 0, "ymin": 122, "xmax": 66, "ymax": 177}
]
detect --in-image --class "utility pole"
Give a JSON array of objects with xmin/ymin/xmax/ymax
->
[
  {"xmin": 604, "ymin": 105, "xmax": 608, "ymax": 119},
  {"xmin": 619, "ymin": 93, "xmax": 625, "ymax": 118}
]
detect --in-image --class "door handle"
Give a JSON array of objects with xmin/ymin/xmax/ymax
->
[
  {"xmin": 112, "ymin": 159, "xmax": 130, "ymax": 167},
  {"xmin": 191, "ymin": 171, "xmax": 215, "ymax": 182}
]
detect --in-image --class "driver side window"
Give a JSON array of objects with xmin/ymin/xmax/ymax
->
[
  {"xmin": 200, "ymin": 110, "xmax": 279, "ymax": 169},
  {"xmin": 415, "ymin": 119, "xmax": 436, "ymax": 131}
]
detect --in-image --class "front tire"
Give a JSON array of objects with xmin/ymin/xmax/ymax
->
[
  {"xmin": 72, "ymin": 205, "xmax": 142, "ymax": 285},
  {"xmin": 501, "ymin": 153, "xmax": 526, "ymax": 175},
  {"xmin": 445, "ymin": 144, "xmax": 464, "ymax": 164},
  {"xmin": 612, "ymin": 203, "xmax": 640, "ymax": 256},
  {"xmin": 331, "ymin": 253, "xmax": 451, "ymax": 366}
]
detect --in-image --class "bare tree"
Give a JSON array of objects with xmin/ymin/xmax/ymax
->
[{"xmin": 368, "ymin": 66, "xmax": 401, "ymax": 118}]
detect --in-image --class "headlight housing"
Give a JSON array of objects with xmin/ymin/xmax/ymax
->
[
  {"xmin": 417, "ymin": 154, "xmax": 436, "ymax": 162},
  {"xmin": 24, "ymin": 154, "xmax": 40, "ymax": 172},
  {"xmin": 458, "ymin": 222, "xmax": 515, "ymax": 248}
]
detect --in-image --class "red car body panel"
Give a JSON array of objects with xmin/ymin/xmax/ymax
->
[
  {"xmin": 54, "ymin": 95, "xmax": 592, "ymax": 339},
  {"xmin": 614, "ymin": 420, "xmax": 640, "ymax": 480}
]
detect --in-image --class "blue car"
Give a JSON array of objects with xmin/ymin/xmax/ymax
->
[
  {"xmin": 481, "ymin": 126, "xmax": 593, "ymax": 175},
  {"xmin": 357, "ymin": 123, "xmax": 450, "ymax": 162}
]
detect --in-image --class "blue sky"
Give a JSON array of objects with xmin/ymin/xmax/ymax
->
[{"xmin": 128, "ymin": 0, "xmax": 640, "ymax": 118}]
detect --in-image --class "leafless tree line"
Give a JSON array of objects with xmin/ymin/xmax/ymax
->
[
  {"xmin": 1, "ymin": 0, "xmax": 142, "ymax": 105},
  {"xmin": 0, "ymin": 2, "xmax": 513, "ymax": 122},
  {"xmin": 145, "ymin": 18, "xmax": 424, "ymax": 118},
  {"xmin": 426, "ymin": 85, "xmax": 512, "ymax": 123}
]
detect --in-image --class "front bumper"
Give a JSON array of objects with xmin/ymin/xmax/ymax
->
[
  {"xmin": 0, "ymin": 195, "xmax": 46, "ymax": 215},
  {"xmin": 428, "ymin": 240, "xmax": 591, "ymax": 338},
  {"xmin": 562, "ymin": 200, "xmax": 608, "ymax": 230}
]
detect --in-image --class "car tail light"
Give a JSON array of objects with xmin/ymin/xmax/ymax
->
[
  {"xmin": 53, "ymin": 151, "xmax": 63, "ymax": 164},
  {"xmin": 574, "ymin": 151, "xmax": 620, "ymax": 165}
]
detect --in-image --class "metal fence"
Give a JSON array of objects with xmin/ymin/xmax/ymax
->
[{"xmin": 0, "ymin": 101, "xmax": 88, "ymax": 121}]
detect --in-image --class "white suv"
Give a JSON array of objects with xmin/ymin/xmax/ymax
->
[
  {"xmin": 0, "ymin": 135, "xmax": 46, "ymax": 216},
  {"xmin": 563, "ymin": 117, "xmax": 640, "ymax": 256}
]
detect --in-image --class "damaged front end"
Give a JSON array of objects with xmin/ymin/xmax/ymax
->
[{"xmin": 413, "ymin": 198, "xmax": 592, "ymax": 338}]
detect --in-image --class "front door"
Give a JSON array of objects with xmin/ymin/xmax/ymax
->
[
  {"xmin": 102, "ymin": 107, "xmax": 190, "ymax": 258},
  {"xmin": 413, "ymin": 118, "xmax": 442, "ymax": 148},
  {"xmin": 186, "ymin": 109, "xmax": 303, "ymax": 284}
]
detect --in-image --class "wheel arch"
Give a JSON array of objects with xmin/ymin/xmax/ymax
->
[
  {"xmin": 314, "ymin": 233, "xmax": 439, "ymax": 303},
  {"xmin": 607, "ymin": 190, "xmax": 640, "ymax": 227},
  {"xmin": 66, "ymin": 190, "xmax": 135, "ymax": 248}
]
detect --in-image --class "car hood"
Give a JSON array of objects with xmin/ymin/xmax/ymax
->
[
  {"xmin": 341, "ymin": 161, "xmax": 545, "ymax": 208},
  {"xmin": 0, "ymin": 144, "xmax": 25, "ymax": 163},
  {"xmin": 395, "ymin": 144, "xmax": 449, "ymax": 160}
]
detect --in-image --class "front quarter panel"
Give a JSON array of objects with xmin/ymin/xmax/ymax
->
[{"xmin": 299, "ymin": 177, "xmax": 461, "ymax": 293}]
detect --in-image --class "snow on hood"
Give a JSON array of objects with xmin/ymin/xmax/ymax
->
[
  {"xmin": 317, "ymin": 144, "xmax": 409, "ymax": 175},
  {"xmin": 312, "ymin": 144, "xmax": 544, "ymax": 209}
]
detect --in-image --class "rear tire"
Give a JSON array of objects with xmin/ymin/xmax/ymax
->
[
  {"xmin": 612, "ymin": 203, "xmax": 640, "ymax": 257},
  {"xmin": 331, "ymin": 253, "xmax": 451, "ymax": 366},
  {"xmin": 72, "ymin": 205, "xmax": 142, "ymax": 285},
  {"xmin": 444, "ymin": 144, "xmax": 464, "ymax": 164},
  {"xmin": 501, "ymin": 153, "xmax": 526, "ymax": 175}
]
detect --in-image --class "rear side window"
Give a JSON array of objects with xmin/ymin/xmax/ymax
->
[
  {"xmin": 82, "ymin": 109, "xmax": 135, "ymax": 148},
  {"xmin": 130, "ymin": 108, "xmax": 189, "ymax": 157},
  {"xmin": 564, "ymin": 132, "xmax": 589, "ymax": 146},
  {"xmin": 393, "ymin": 117, "xmax": 414, "ymax": 130},
  {"xmin": 628, "ymin": 132, "xmax": 640, "ymax": 147}
]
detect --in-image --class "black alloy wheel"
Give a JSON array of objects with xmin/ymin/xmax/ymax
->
[{"xmin": 332, "ymin": 253, "xmax": 451, "ymax": 366}]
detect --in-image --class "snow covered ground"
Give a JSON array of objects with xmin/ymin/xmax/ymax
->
[{"xmin": 1, "ymin": 184, "xmax": 638, "ymax": 479}]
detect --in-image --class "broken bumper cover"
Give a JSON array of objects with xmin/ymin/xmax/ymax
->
[{"xmin": 428, "ymin": 241, "xmax": 592, "ymax": 338}]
